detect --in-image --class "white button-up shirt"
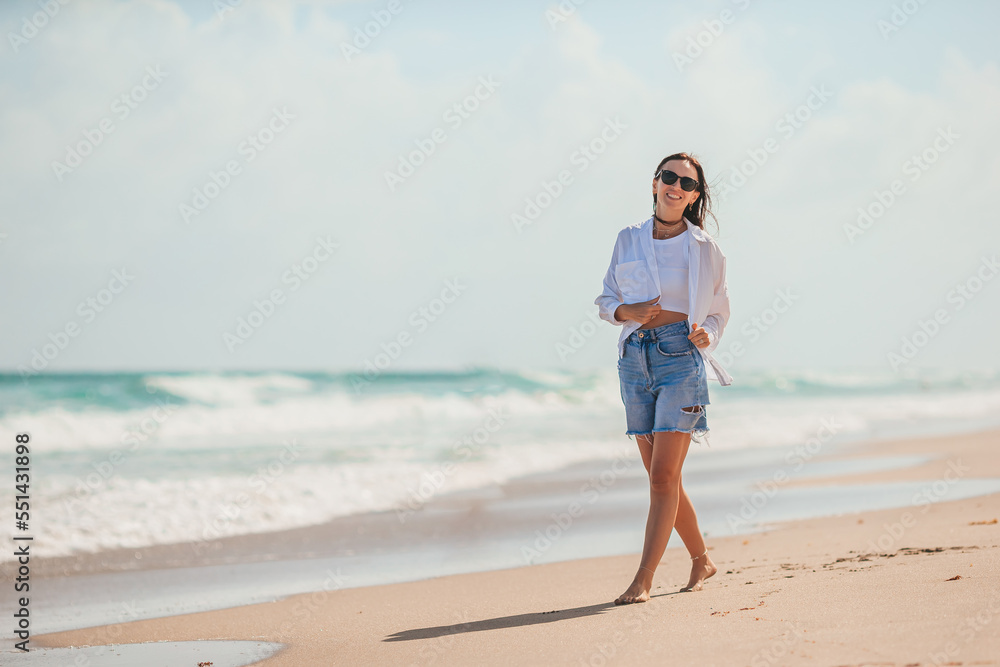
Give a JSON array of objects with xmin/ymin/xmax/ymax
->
[{"xmin": 595, "ymin": 215, "xmax": 733, "ymax": 386}]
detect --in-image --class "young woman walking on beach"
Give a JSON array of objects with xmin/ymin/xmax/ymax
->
[{"xmin": 595, "ymin": 152, "xmax": 732, "ymax": 605}]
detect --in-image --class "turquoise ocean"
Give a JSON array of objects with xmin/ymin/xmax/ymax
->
[{"xmin": 3, "ymin": 367, "xmax": 1000, "ymax": 563}]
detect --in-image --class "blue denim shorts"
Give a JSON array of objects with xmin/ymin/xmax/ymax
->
[{"xmin": 617, "ymin": 319, "xmax": 710, "ymax": 444}]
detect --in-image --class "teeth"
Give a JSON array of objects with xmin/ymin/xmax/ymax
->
[{"xmin": 667, "ymin": 194, "xmax": 681, "ymax": 200}]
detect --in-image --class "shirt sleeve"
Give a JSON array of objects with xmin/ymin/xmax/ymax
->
[
  {"xmin": 595, "ymin": 235, "xmax": 628, "ymax": 326},
  {"xmin": 701, "ymin": 248, "xmax": 730, "ymax": 353}
]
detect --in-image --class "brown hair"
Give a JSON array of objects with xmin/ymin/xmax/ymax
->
[{"xmin": 652, "ymin": 152, "xmax": 717, "ymax": 235}]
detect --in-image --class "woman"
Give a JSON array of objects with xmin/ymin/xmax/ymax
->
[{"xmin": 594, "ymin": 152, "xmax": 732, "ymax": 605}]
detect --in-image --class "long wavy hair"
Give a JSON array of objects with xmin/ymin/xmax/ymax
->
[{"xmin": 652, "ymin": 152, "xmax": 718, "ymax": 236}]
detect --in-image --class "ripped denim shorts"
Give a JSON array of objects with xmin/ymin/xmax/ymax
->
[{"xmin": 617, "ymin": 319, "xmax": 710, "ymax": 445}]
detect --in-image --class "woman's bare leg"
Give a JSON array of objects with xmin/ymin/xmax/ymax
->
[
  {"xmin": 622, "ymin": 431, "xmax": 717, "ymax": 601},
  {"xmin": 615, "ymin": 430, "xmax": 689, "ymax": 604},
  {"xmin": 675, "ymin": 481, "xmax": 718, "ymax": 592}
]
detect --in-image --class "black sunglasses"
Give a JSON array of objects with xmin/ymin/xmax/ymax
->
[{"xmin": 656, "ymin": 169, "xmax": 699, "ymax": 192}]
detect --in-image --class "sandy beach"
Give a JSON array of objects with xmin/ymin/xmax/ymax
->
[{"xmin": 13, "ymin": 426, "xmax": 996, "ymax": 666}]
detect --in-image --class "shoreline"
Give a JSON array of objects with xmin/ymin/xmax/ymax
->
[
  {"xmin": 21, "ymin": 420, "xmax": 1000, "ymax": 580},
  {"xmin": 27, "ymin": 495, "xmax": 1000, "ymax": 665},
  {"xmin": 16, "ymin": 425, "xmax": 1000, "ymax": 665}
]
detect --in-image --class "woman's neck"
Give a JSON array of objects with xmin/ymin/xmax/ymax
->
[{"xmin": 653, "ymin": 211, "xmax": 686, "ymax": 239}]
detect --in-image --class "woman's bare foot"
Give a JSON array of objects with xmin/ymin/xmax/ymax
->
[
  {"xmin": 614, "ymin": 566, "xmax": 653, "ymax": 605},
  {"xmin": 680, "ymin": 552, "xmax": 717, "ymax": 592}
]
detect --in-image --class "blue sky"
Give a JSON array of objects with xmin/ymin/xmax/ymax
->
[{"xmin": 1, "ymin": 0, "xmax": 998, "ymax": 377}]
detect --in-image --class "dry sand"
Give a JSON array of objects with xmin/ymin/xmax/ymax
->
[{"xmin": 34, "ymin": 428, "xmax": 1000, "ymax": 666}]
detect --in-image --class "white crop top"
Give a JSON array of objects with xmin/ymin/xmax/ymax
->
[{"xmin": 653, "ymin": 230, "xmax": 689, "ymax": 314}]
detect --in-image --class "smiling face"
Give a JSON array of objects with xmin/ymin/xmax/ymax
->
[{"xmin": 652, "ymin": 158, "xmax": 700, "ymax": 220}]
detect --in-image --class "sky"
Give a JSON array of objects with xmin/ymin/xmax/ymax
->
[{"xmin": 1, "ymin": 0, "xmax": 998, "ymax": 378}]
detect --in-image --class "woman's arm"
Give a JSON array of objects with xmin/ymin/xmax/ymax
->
[
  {"xmin": 701, "ymin": 249, "xmax": 730, "ymax": 354},
  {"xmin": 595, "ymin": 237, "xmax": 628, "ymax": 325}
]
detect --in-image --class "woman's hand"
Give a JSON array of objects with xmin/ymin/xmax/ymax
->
[
  {"xmin": 688, "ymin": 322, "xmax": 710, "ymax": 349},
  {"xmin": 617, "ymin": 297, "xmax": 661, "ymax": 324}
]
